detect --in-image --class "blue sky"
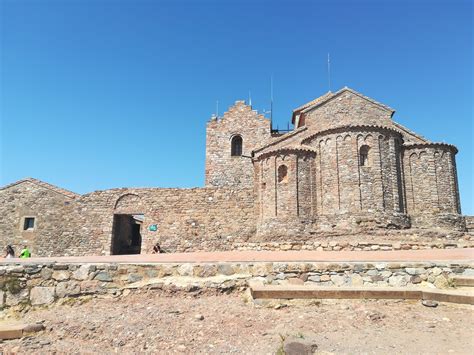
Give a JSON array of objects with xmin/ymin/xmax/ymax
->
[{"xmin": 1, "ymin": 0, "xmax": 472, "ymax": 214}]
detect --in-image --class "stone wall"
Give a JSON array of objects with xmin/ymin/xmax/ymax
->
[
  {"xmin": 205, "ymin": 101, "xmax": 271, "ymax": 188},
  {"xmin": 302, "ymin": 90, "xmax": 393, "ymax": 132},
  {"xmin": 1, "ymin": 260, "xmax": 472, "ymax": 309},
  {"xmin": 0, "ymin": 180, "xmax": 80, "ymax": 257},
  {"xmin": 403, "ymin": 144, "xmax": 462, "ymax": 229},
  {"xmin": 0, "ymin": 182, "xmax": 256, "ymax": 257}
]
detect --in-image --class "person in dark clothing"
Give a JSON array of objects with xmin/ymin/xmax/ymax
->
[
  {"xmin": 4, "ymin": 245, "xmax": 15, "ymax": 258},
  {"xmin": 152, "ymin": 243, "xmax": 163, "ymax": 254}
]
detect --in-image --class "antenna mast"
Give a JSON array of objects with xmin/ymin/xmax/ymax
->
[
  {"xmin": 270, "ymin": 74, "xmax": 274, "ymax": 130},
  {"xmin": 327, "ymin": 53, "xmax": 331, "ymax": 92},
  {"xmin": 216, "ymin": 100, "xmax": 219, "ymax": 118},
  {"xmin": 248, "ymin": 90, "xmax": 252, "ymax": 106}
]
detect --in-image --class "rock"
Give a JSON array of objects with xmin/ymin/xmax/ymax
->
[
  {"xmin": 283, "ymin": 337, "xmax": 318, "ymax": 355},
  {"xmin": 320, "ymin": 275, "xmax": 331, "ymax": 282},
  {"xmin": 40, "ymin": 268, "xmax": 53, "ymax": 280},
  {"xmin": 434, "ymin": 275, "xmax": 449, "ymax": 289},
  {"xmin": 430, "ymin": 267, "xmax": 443, "ymax": 276},
  {"xmin": 194, "ymin": 314, "xmax": 204, "ymax": 321},
  {"xmin": 330, "ymin": 275, "xmax": 345, "ymax": 286},
  {"xmin": 411, "ymin": 276, "xmax": 422, "ymax": 284},
  {"xmin": 217, "ymin": 264, "xmax": 235, "ymax": 276},
  {"xmin": 308, "ymin": 275, "xmax": 321, "ymax": 282},
  {"xmin": 30, "ymin": 287, "xmax": 55, "ymax": 305},
  {"xmin": 127, "ymin": 274, "xmax": 143, "ymax": 283},
  {"xmin": 422, "ymin": 300, "xmax": 438, "ymax": 308},
  {"xmin": 194, "ymin": 264, "xmax": 217, "ymax": 277},
  {"xmin": 72, "ymin": 265, "xmax": 92, "ymax": 280},
  {"xmin": 175, "ymin": 264, "xmax": 192, "ymax": 276},
  {"xmin": 350, "ymin": 274, "xmax": 364, "ymax": 286},
  {"xmin": 0, "ymin": 290, "xmax": 4, "ymax": 307},
  {"xmin": 52, "ymin": 270, "xmax": 70, "ymax": 281},
  {"xmin": 380, "ymin": 270, "xmax": 393, "ymax": 278},
  {"xmin": 55, "ymin": 281, "xmax": 81, "ymax": 298},
  {"xmin": 406, "ymin": 268, "xmax": 425, "ymax": 276},
  {"xmin": 23, "ymin": 323, "xmax": 46, "ymax": 333},
  {"xmin": 367, "ymin": 311, "xmax": 385, "ymax": 321},
  {"xmin": 94, "ymin": 272, "xmax": 113, "ymax": 282},
  {"xmin": 6, "ymin": 289, "xmax": 29, "ymax": 306},
  {"xmin": 388, "ymin": 275, "xmax": 409, "ymax": 287}
]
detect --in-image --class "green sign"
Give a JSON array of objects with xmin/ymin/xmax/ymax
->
[{"xmin": 148, "ymin": 224, "xmax": 158, "ymax": 232}]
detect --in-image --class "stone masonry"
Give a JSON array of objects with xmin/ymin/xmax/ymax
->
[{"xmin": 0, "ymin": 87, "xmax": 468, "ymax": 256}]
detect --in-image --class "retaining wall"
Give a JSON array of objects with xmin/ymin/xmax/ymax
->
[{"xmin": 1, "ymin": 260, "xmax": 472, "ymax": 310}]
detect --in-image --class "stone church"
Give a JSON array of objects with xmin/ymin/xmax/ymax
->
[{"xmin": 0, "ymin": 87, "xmax": 466, "ymax": 257}]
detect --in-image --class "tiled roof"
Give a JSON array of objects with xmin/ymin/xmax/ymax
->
[{"xmin": 0, "ymin": 178, "xmax": 79, "ymax": 199}]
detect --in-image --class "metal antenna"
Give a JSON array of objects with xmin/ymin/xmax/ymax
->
[
  {"xmin": 270, "ymin": 74, "xmax": 274, "ymax": 129},
  {"xmin": 327, "ymin": 53, "xmax": 331, "ymax": 92},
  {"xmin": 216, "ymin": 100, "xmax": 219, "ymax": 117},
  {"xmin": 248, "ymin": 90, "xmax": 252, "ymax": 106}
]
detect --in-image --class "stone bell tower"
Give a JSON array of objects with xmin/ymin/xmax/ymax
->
[{"xmin": 205, "ymin": 100, "xmax": 271, "ymax": 188}]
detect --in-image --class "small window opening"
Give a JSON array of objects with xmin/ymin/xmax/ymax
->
[
  {"xmin": 23, "ymin": 217, "xmax": 35, "ymax": 230},
  {"xmin": 278, "ymin": 165, "xmax": 288, "ymax": 183},
  {"xmin": 359, "ymin": 145, "xmax": 370, "ymax": 166},
  {"xmin": 231, "ymin": 135, "xmax": 243, "ymax": 156}
]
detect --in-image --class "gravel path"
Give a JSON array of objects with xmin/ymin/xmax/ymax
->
[{"xmin": 1, "ymin": 290, "xmax": 473, "ymax": 354}]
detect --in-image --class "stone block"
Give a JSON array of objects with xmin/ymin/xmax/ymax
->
[
  {"xmin": 30, "ymin": 287, "xmax": 55, "ymax": 305},
  {"xmin": 6, "ymin": 289, "xmax": 29, "ymax": 306},
  {"xmin": 217, "ymin": 264, "xmax": 235, "ymax": 276},
  {"xmin": 94, "ymin": 271, "xmax": 113, "ymax": 282},
  {"xmin": 177, "ymin": 264, "xmax": 193, "ymax": 276},
  {"xmin": 72, "ymin": 265, "xmax": 92, "ymax": 280},
  {"xmin": 52, "ymin": 270, "xmax": 70, "ymax": 281},
  {"xmin": 331, "ymin": 275, "xmax": 345, "ymax": 286},
  {"xmin": 55, "ymin": 281, "xmax": 81, "ymax": 298}
]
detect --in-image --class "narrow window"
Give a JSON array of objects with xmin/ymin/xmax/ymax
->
[
  {"xmin": 278, "ymin": 165, "xmax": 288, "ymax": 183},
  {"xmin": 359, "ymin": 145, "xmax": 370, "ymax": 166},
  {"xmin": 23, "ymin": 217, "xmax": 35, "ymax": 230},
  {"xmin": 231, "ymin": 135, "xmax": 243, "ymax": 156}
]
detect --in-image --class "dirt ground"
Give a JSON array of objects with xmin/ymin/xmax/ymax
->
[{"xmin": 1, "ymin": 289, "xmax": 473, "ymax": 354}]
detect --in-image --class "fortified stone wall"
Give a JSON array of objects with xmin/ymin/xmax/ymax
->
[
  {"xmin": 205, "ymin": 101, "xmax": 271, "ymax": 188},
  {"xmin": 0, "ymin": 182, "xmax": 256, "ymax": 257},
  {"xmin": 80, "ymin": 187, "xmax": 256, "ymax": 255}
]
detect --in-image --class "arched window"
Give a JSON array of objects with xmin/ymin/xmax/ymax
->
[
  {"xmin": 278, "ymin": 165, "xmax": 288, "ymax": 183},
  {"xmin": 359, "ymin": 145, "xmax": 370, "ymax": 166},
  {"xmin": 231, "ymin": 135, "xmax": 243, "ymax": 156}
]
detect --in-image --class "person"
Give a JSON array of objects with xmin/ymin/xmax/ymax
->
[
  {"xmin": 152, "ymin": 243, "xmax": 162, "ymax": 254},
  {"xmin": 152, "ymin": 243, "xmax": 161, "ymax": 254},
  {"xmin": 19, "ymin": 245, "xmax": 31, "ymax": 258},
  {"xmin": 4, "ymin": 245, "xmax": 15, "ymax": 258}
]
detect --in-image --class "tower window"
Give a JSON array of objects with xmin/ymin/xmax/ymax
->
[
  {"xmin": 359, "ymin": 145, "xmax": 370, "ymax": 166},
  {"xmin": 278, "ymin": 165, "xmax": 288, "ymax": 183},
  {"xmin": 231, "ymin": 135, "xmax": 243, "ymax": 156},
  {"xmin": 23, "ymin": 217, "xmax": 35, "ymax": 230}
]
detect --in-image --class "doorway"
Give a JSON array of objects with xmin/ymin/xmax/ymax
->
[{"xmin": 111, "ymin": 214, "xmax": 143, "ymax": 255}]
